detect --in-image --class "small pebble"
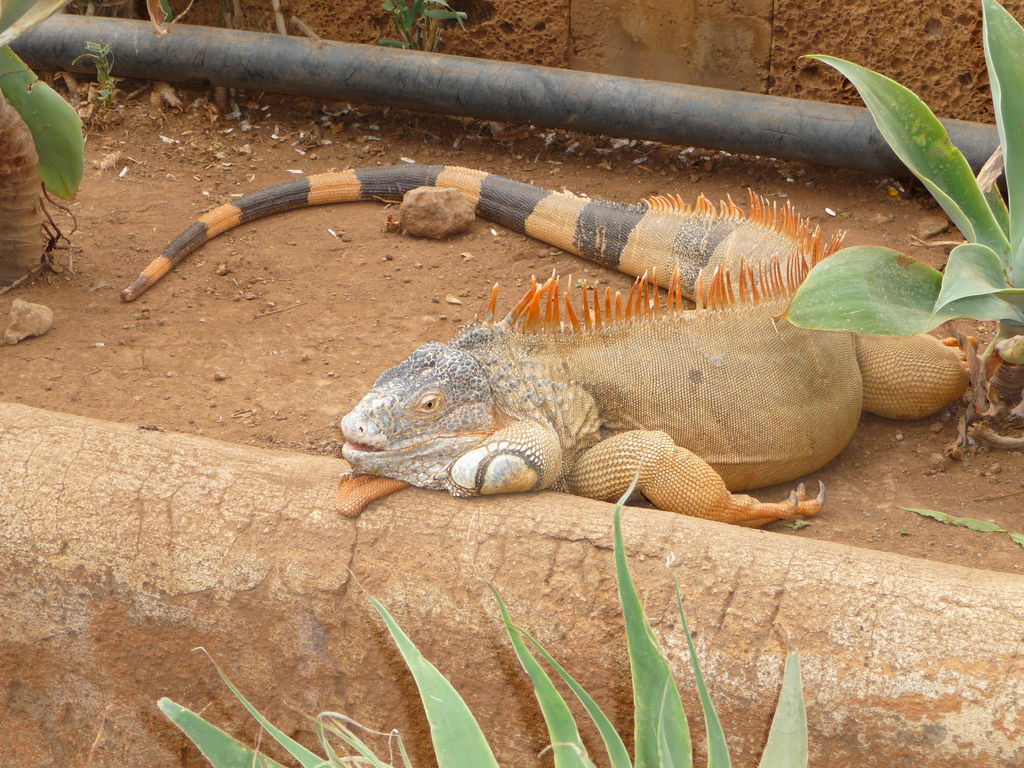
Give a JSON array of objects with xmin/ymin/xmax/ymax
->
[{"xmin": 214, "ymin": 372, "xmax": 228, "ymax": 381}]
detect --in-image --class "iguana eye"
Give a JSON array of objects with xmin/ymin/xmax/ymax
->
[{"xmin": 417, "ymin": 393, "xmax": 442, "ymax": 413}]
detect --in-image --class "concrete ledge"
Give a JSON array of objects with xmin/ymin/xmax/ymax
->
[{"xmin": 2, "ymin": 403, "xmax": 1022, "ymax": 766}]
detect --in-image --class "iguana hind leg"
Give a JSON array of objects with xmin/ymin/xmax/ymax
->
[
  {"xmin": 565, "ymin": 430, "xmax": 823, "ymax": 528},
  {"xmin": 855, "ymin": 333, "xmax": 969, "ymax": 419}
]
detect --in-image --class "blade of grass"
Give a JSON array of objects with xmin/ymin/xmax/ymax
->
[
  {"xmin": 157, "ymin": 698, "xmax": 290, "ymax": 768},
  {"xmin": 492, "ymin": 587, "xmax": 596, "ymax": 768},
  {"xmin": 614, "ymin": 485, "xmax": 691, "ymax": 768},
  {"xmin": 672, "ymin": 576, "xmax": 730, "ymax": 768},
  {"xmin": 368, "ymin": 597, "xmax": 500, "ymax": 768},
  {"xmin": 315, "ymin": 713, "xmax": 397, "ymax": 768}
]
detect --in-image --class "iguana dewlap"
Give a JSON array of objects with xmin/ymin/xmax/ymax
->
[{"xmin": 340, "ymin": 270, "xmax": 968, "ymax": 527}]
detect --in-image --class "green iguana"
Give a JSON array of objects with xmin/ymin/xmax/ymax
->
[{"xmin": 121, "ymin": 164, "xmax": 968, "ymax": 526}]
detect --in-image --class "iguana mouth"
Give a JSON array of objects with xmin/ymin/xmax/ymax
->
[{"xmin": 343, "ymin": 441, "xmax": 382, "ymax": 453}]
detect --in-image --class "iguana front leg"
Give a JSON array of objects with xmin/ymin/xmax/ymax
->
[
  {"xmin": 444, "ymin": 419, "xmax": 563, "ymax": 496},
  {"xmin": 564, "ymin": 430, "xmax": 823, "ymax": 528}
]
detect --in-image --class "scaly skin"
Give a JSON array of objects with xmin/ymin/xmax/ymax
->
[
  {"xmin": 121, "ymin": 164, "xmax": 842, "ymax": 301},
  {"xmin": 340, "ymin": 270, "xmax": 968, "ymax": 526}
]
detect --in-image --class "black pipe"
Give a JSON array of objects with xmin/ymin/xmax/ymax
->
[{"xmin": 14, "ymin": 16, "xmax": 999, "ymax": 177}]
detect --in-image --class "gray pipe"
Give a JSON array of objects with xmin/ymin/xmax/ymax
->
[{"xmin": 14, "ymin": 16, "xmax": 999, "ymax": 177}]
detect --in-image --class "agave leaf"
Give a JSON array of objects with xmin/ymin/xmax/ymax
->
[
  {"xmin": 206, "ymin": 659, "xmax": 325, "ymax": 768},
  {"xmin": 614, "ymin": 495, "xmax": 691, "ymax": 768},
  {"xmin": 981, "ymin": 0, "xmax": 1024, "ymax": 282},
  {"xmin": 368, "ymin": 596, "xmax": 500, "ymax": 768},
  {"xmin": 519, "ymin": 629, "xmax": 634, "ymax": 768},
  {"xmin": 756, "ymin": 640, "xmax": 808, "ymax": 768},
  {"xmin": 931, "ymin": 243, "xmax": 1024, "ymax": 325},
  {"xmin": 492, "ymin": 588, "xmax": 595, "ymax": 768},
  {"xmin": 0, "ymin": 47, "xmax": 83, "ymax": 199},
  {"xmin": 0, "ymin": 0, "xmax": 71, "ymax": 47},
  {"xmin": 672, "ymin": 577, "xmax": 730, "ymax": 768},
  {"xmin": 157, "ymin": 698, "xmax": 289, "ymax": 768},
  {"xmin": 983, "ymin": 184, "xmax": 1011, "ymax": 241},
  {"xmin": 785, "ymin": 246, "xmax": 942, "ymax": 335},
  {"xmin": 808, "ymin": 54, "xmax": 1010, "ymax": 259}
]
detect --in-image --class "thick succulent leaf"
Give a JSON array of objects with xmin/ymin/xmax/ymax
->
[
  {"xmin": 0, "ymin": 47, "xmax": 83, "ymax": 199},
  {"xmin": 983, "ymin": 184, "xmax": 1011, "ymax": 241},
  {"xmin": 981, "ymin": 0, "xmax": 1024, "ymax": 282},
  {"xmin": 519, "ymin": 629, "xmax": 634, "ymax": 768},
  {"xmin": 369, "ymin": 596, "xmax": 500, "ymax": 768},
  {"xmin": 0, "ymin": 0, "xmax": 71, "ymax": 47},
  {"xmin": 756, "ymin": 641, "xmax": 808, "ymax": 768},
  {"xmin": 157, "ymin": 698, "xmax": 289, "ymax": 768},
  {"xmin": 785, "ymin": 246, "xmax": 943, "ymax": 335},
  {"xmin": 932, "ymin": 243, "xmax": 1024, "ymax": 325},
  {"xmin": 808, "ymin": 55, "xmax": 1010, "ymax": 259},
  {"xmin": 614, "ymin": 498, "xmax": 691, "ymax": 768},
  {"xmin": 492, "ymin": 587, "xmax": 596, "ymax": 768},
  {"xmin": 206, "ymin": 660, "xmax": 324, "ymax": 768},
  {"xmin": 672, "ymin": 578, "xmax": 730, "ymax": 768}
]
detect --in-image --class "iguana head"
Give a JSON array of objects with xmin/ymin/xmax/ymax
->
[{"xmin": 340, "ymin": 341, "xmax": 498, "ymax": 489}]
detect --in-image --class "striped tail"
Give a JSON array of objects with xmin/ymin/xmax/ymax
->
[{"xmin": 121, "ymin": 163, "xmax": 843, "ymax": 301}]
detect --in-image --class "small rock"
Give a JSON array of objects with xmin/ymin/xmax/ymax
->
[
  {"xmin": 912, "ymin": 213, "xmax": 949, "ymax": 239},
  {"xmin": 214, "ymin": 372, "xmax": 228, "ymax": 381},
  {"xmin": 4, "ymin": 299, "xmax": 53, "ymax": 345},
  {"xmin": 445, "ymin": 294, "xmax": 462, "ymax": 306},
  {"xmin": 929, "ymin": 422, "xmax": 944, "ymax": 433},
  {"xmin": 398, "ymin": 187, "xmax": 475, "ymax": 239},
  {"xmin": 895, "ymin": 433, "xmax": 905, "ymax": 441},
  {"xmin": 216, "ymin": 263, "xmax": 231, "ymax": 276}
]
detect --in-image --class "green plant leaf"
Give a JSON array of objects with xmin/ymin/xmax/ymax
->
[
  {"xmin": 954, "ymin": 517, "xmax": 1007, "ymax": 533},
  {"xmin": 207, "ymin": 659, "xmax": 325, "ymax": 768},
  {"xmin": 1009, "ymin": 532, "xmax": 1024, "ymax": 550},
  {"xmin": 672, "ymin": 578, "xmax": 730, "ymax": 768},
  {"xmin": 808, "ymin": 54, "xmax": 1010, "ymax": 259},
  {"xmin": 492, "ymin": 588, "xmax": 596, "ymax": 768},
  {"xmin": 983, "ymin": 183, "xmax": 1011, "ymax": 242},
  {"xmin": 614, "ymin": 493, "xmax": 691, "ymax": 768},
  {"xmin": 0, "ymin": 0, "xmax": 71, "ymax": 47},
  {"xmin": 757, "ymin": 640, "xmax": 808, "ymax": 768},
  {"xmin": 157, "ymin": 698, "xmax": 289, "ymax": 768},
  {"xmin": 0, "ymin": 47, "xmax": 84, "ymax": 199},
  {"xmin": 518, "ymin": 630, "xmax": 633, "ymax": 768},
  {"xmin": 901, "ymin": 507, "xmax": 951, "ymax": 522},
  {"xmin": 902, "ymin": 507, "xmax": 1013, "ymax": 534},
  {"xmin": 369, "ymin": 596, "xmax": 501, "ymax": 768},
  {"xmin": 315, "ymin": 713, "xmax": 401, "ymax": 768},
  {"xmin": 785, "ymin": 246, "xmax": 942, "ymax": 335},
  {"xmin": 982, "ymin": 0, "xmax": 1024, "ymax": 282},
  {"xmin": 932, "ymin": 243, "xmax": 1024, "ymax": 325}
]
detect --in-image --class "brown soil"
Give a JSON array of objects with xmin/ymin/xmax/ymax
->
[{"xmin": 3, "ymin": 86, "xmax": 1022, "ymax": 574}]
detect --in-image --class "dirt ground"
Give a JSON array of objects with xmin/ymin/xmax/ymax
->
[{"xmin": 3, "ymin": 83, "xmax": 1022, "ymax": 575}]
